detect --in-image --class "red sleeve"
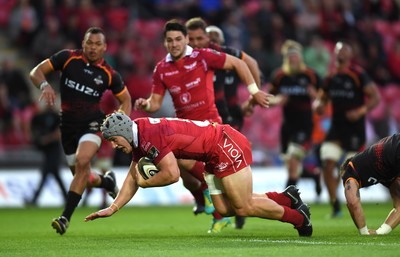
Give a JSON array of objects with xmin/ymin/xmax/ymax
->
[
  {"xmin": 152, "ymin": 62, "xmax": 167, "ymax": 96},
  {"xmin": 200, "ymin": 48, "xmax": 226, "ymax": 70}
]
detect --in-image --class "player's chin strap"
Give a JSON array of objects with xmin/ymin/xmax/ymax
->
[{"xmin": 132, "ymin": 121, "xmax": 138, "ymax": 148}]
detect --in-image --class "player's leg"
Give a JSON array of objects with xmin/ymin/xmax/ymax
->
[
  {"xmin": 320, "ymin": 142, "xmax": 343, "ymax": 217},
  {"xmin": 286, "ymin": 142, "xmax": 307, "ymax": 187},
  {"xmin": 207, "ymin": 168, "xmax": 312, "ymax": 236},
  {"xmin": 179, "ymin": 159, "xmax": 216, "ymax": 215},
  {"xmin": 52, "ymin": 134, "xmax": 116, "ymax": 235},
  {"xmin": 179, "ymin": 168, "xmax": 205, "ymax": 214},
  {"xmin": 179, "ymin": 159, "xmax": 230, "ymax": 233}
]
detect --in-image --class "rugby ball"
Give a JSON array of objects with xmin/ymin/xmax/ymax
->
[{"xmin": 137, "ymin": 157, "xmax": 159, "ymax": 180}]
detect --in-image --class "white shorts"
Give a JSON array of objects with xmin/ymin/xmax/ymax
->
[
  {"xmin": 320, "ymin": 142, "xmax": 343, "ymax": 162},
  {"xmin": 286, "ymin": 142, "xmax": 306, "ymax": 160}
]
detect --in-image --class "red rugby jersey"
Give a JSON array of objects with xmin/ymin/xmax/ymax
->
[
  {"xmin": 132, "ymin": 117, "xmax": 221, "ymax": 163},
  {"xmin": 152, "ymin": 46, "xmax": 226, "ymax": 123}
]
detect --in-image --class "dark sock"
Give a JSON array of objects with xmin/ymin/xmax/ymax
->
[
  {"xmin": 192, "ymin": 188, "xmax": 205, "ymax": 206},
  {"xmin": 332, "ymin": 199, "xmax": 341, "ymax": 213},
  {"xmin": 61, "ymin": 191, "xmax": 82, "ymax": 221},
  {"xmin": 286, "ymin": 178, "xmax": 297, "ymax": 188},
  {"xmin": 99, "ymin": 174, "xmax": 113, "ymax": 191}
]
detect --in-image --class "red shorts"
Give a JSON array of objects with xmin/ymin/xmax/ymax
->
[{"xmin": 205, "ymin": 125, "xmax": 252, "ymax": 178}]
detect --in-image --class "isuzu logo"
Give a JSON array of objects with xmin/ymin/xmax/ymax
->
[{"xmin": 65, "ymin": 78, "xmax": 100, "ymax": 97}]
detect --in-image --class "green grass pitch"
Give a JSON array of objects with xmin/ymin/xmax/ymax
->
[{"xmin": 0, "ymin": 203, "xmax": 399, "ymax": 257}]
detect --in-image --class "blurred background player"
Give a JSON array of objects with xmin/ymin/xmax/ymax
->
[
  {"xmin": 268, "ymin": 39, "xmax": 322, "ymax": 198},
  {"xmin": 187, "ymin": 19, "xmax": 262, "ymax": 229},
  {"xmin": 26, "ymin": 102, "xmax": 67, "ymax": 206},
  {"xmin": 29, "ymin": 27, "xmax": 132, "ymax": 235},
  {"xmin": 313, "ymin": 41, "xmax": 380, "ymax": 217},
  {"xmin": 134, "ymin": 19, "xmax": 270, "ymax": 233}
]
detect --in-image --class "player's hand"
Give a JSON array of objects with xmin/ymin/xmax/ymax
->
[
  {"xmin": 84, "ymin": 207, "xmax": 114, "ymax": 221},
  {"xmin": 134, "ymin": 98, "xmax": 149, "ymax": 111},
  {"xmin": 346, "ymin": 107, "xmax": 365, "ymax": 122},
  {"xmin": 38, "ymin": 84, "xmax": 56, "ymax": 106},
  {"xmin": 252, "ymin": 91, "xmax": 272, "ymax": 108},
  {"xmin": 136, "ymin": 170, "xmax": 148, "ymax": 188},
  {"xmin": 241, "ymin": 97, "xmax": 255, "ymax": 116}
]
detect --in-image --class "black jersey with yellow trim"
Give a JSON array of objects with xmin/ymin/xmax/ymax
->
[{"xmin": 49, "ymin": 49, "xmax": 125, "ymax": 125}]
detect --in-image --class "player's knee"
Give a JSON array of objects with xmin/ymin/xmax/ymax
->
[{"xmin": 75, "ymin": 155, "xmax": 92, "ymax": 170}]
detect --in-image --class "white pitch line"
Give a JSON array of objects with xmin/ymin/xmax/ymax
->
[{"xmin": 234, "ymin": 239, "xmax": 400, "ymax": 247}]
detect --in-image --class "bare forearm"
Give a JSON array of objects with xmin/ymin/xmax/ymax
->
[
  {"xmin": 383, "ymin": 208, "xmax": 400, "ymax": 229},
  {"xmin": 112, "ymin": 172, "xmax": 139, "ymax": 210},
  {"xmin": 244, "ymin": 54, "xmax": 261, "ymax": 87},
  {"xmin": 348, "ymin": 201, "xmax": 367, "ymax": 230}
]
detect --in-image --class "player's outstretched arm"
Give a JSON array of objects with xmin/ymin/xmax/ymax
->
[
  {"xmin": 344, "ymin": 179, "xmax": 369, "ymax": 235},
  {"xmin": 370, "ymin": 177, "xmax": 400, "ymax": 235},
  {"xmin": 85, "ymin": 161, "xmax": 140, "ymax": 222},
  {"xmin": 84, "ymin": 206, "xmax": 115, "ymax": 221}
]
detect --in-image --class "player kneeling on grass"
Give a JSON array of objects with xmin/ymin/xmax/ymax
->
[
  {"xmin": 340, "ymin": 133, "xmax": 400, "ymax": 235},
  {"xmin": 84, "ymin": 112, "xmax": 313, "ymax": 237}
]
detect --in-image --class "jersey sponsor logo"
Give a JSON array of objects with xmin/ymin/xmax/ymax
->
[
  {"xmin": 184, "ymin": 61, "xmax": 197, "ymax": 71},
  {"xmin": 178, "ymin": 101, "xmax": 206, "ymax": 111},
  {"xmin": 180, "ymin": 92, "xmax": 191, "ymax": 104},
  {"xmin": 344, "ymin": 81, "xmax": 353, "ymax": 89},
  {"xmin": 224, "ymin": 76, "xmax": 234, "ymax": 85},
  {"xmin": 216, "ymin": 162, "xmax": 228, "ymax": 171},
  {"xmin": 147, "ymin": 146, "xmax": 160, "ymax": 159},
  {"xmin": 84, "ymin": 69, "xmax": 93, "ymax": 75},
  {"xmin": 222, "ymin": 138, "xmax": 242, "ymax": 168},
  {"xmin": 367, "ymin": 177, "xmax": 378, "ymax": 184},
  {"xmin": 185, "ymin": 78, "xmax": 200, "ymax": 89},
  {"xmin": 65, "ymin": 78, "xmax": 100, "ymax": 97},
  {"xmin": 94, "ymin": 76, "xmax": 104, "ymax": 86},
  {"xmin": 88, "ymin": 121, "xmax": 100, "ymax": 132},
  {"xmin": 329, "ymin": 89, "xmax": 354, "ymax": 99},
  {"xmin": 190, "ymin": 51, "xmax": 199, "ymax": 58},
  {"xmin": 170, "ymin": 86, "xmax": 181, "ymax": 94},
  {"xmin": 165, "ymin": 70, "xmax": 179, "ymax": 76},
  {"xmin": 280, "ymin": 85, "xmax": 308, "ymax": 96}
]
